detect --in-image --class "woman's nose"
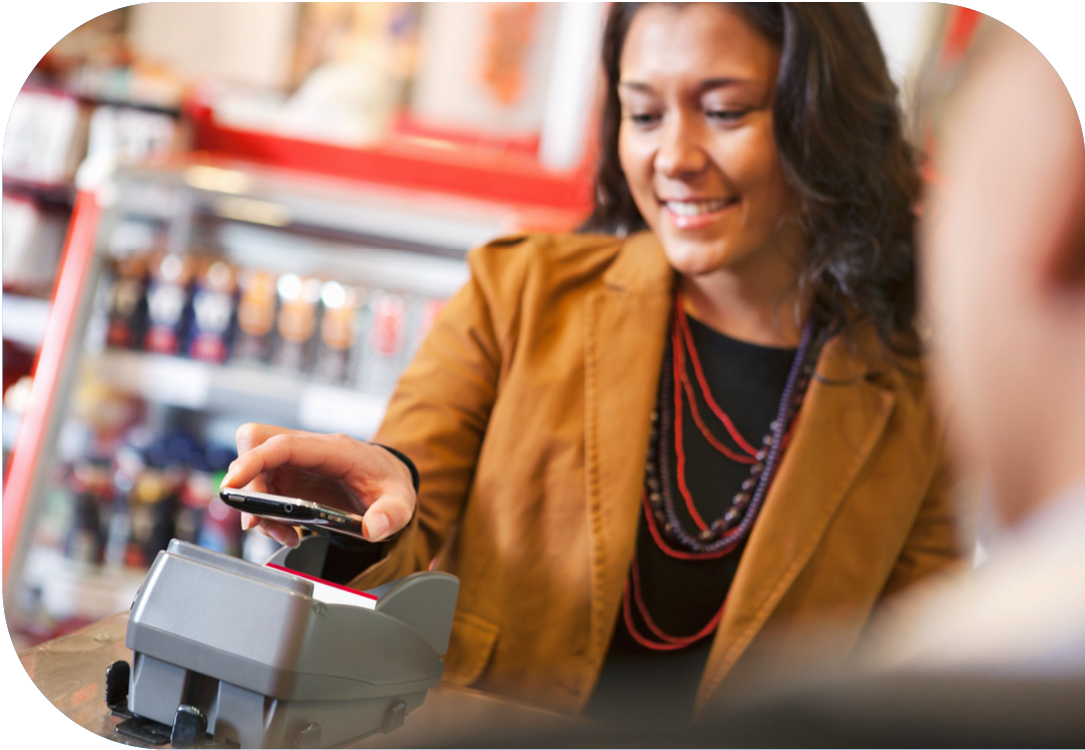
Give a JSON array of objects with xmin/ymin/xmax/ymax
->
[{"xmin": 654, "ymin": 113, "xmax": 708, "ymax": 178}]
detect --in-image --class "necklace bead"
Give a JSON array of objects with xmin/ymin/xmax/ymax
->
[
  {"xmin": 628, "ymin": 296, "xmax": 823, "ymax": 651},
  {"xmin": 642, "ymin": 298, "xmax": 820, "ymax": 556}
]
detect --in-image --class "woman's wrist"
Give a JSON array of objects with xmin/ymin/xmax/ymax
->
[{"xmin": 370, "ymin": 443, "xmax": 421, "ymax": 494}]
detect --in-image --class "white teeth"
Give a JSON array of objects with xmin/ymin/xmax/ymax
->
[{"xmin": 664, "ymin": 199, "xmax": 728, "ymax": 217}]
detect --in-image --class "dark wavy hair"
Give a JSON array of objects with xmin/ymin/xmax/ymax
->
[{"xmin": 583, "ymin": 3, "xmax": 923, "ymax": 361}]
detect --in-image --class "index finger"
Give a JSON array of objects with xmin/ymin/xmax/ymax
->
[
  {"xmin": 235, "ymin": 422, "xmax": 304, "ymax": 454},
  {"xmin": 220, "ymin": 432, "xmax": 376, "ymax": 492}
]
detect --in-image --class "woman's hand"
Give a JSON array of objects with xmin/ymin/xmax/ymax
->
[{"xmin": 221, "ymin": 423, "xmax": 417, "ymax": 548}]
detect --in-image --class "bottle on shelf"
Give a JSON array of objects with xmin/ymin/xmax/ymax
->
[
  {"xmin": 144, "ymin": 252, "xmax": 194, "ymax": 356},
  {"xmin": 188, "ymin": 258, "xmax": 239, "ymax": 364}
]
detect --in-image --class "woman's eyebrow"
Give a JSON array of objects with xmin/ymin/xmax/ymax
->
[
  {"xmin": 699, "ymin": 77, "xmax": 758, "ymax": 93},
  {"xmin": 618, "ymin": 77, "xmax": 758, "ymax": 94}
]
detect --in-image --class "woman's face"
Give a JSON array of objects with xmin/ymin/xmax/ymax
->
[{"xmin": 617, "ymin": 4, "xmax": 801, "ymax": 277}]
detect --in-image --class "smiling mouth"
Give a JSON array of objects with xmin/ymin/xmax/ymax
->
[{"xmin": 661, "ymin": 198, "xmax": 736, "ymax": 217}]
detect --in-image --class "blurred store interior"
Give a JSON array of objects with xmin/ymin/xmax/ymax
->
[{"xmin": 1, "ymin": 2, "xmax": 976, "ymax": 650}]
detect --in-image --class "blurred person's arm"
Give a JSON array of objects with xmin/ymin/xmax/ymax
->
[{"xmin": 857, "ymin": 20, "xmax": 1084, "ymax": 664}]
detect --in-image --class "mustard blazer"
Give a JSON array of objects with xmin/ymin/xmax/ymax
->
[{"xmin": 351, "ymin": 231, "xmax": 965, "ymax": 714}]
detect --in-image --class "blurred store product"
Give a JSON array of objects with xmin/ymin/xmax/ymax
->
[
  {"xmin": 127, "ymin": 3, "xmax": 299, "ymax": 90},
  {"xmin": 273, "ymin": 273, "xmax": 323, "ymax": 373},
  {"xmin": 86, "ymin": 105, "xmax": 181, "ymax": 165},
  {"xmin": 411, "ymin": 2, "xmax": 559, "ymax": 140},
  {"xmin": 2, "ymin": 89, "xmax": 88, "ymax": 185},
  {"xmin": 1, "ymin": 194, "xmax": 68, "ymax": 292},
  {"xmin": 358, "ymin": 290, "xmax": 409, "ymax": 394},
  {"xmin": 95, "ymin": 248, "xmax": 451, "ymax": 391},
  {"xmin": 188, "ymin": 259, "xmax": 238, "ymax": 364},
  {"xmin": 105, "ymin": 254, "xmax": 150, "ymax": 350},
  {"xmin": 143, "ymin": 253, "xmax": 194, "ymax": 355},
  {"xmin": 64, "ymin": 456, "xmax": 114, "ymax": 566},
  {"xmin": 234, "ymin": 269, "xmax": 279, "ymax": 363},
  {"xmin": 278, "ymin": 48, "xmax": 401, "ymax": 146},
  {"xmin": 313, "ymin": 281, "xmax": 364, "ymax": 383}
]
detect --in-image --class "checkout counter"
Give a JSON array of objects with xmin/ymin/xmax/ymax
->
[
  {"xmin": 19, "ymin": 612, "xmax": 585, "ymax": 746},
  {"xmin": 19, "ymin": 613, "xmax": 585, "ymax": 747},
  {"xmin": 15, "ymin": 538, "xmax": 588, "ymax": 748}
]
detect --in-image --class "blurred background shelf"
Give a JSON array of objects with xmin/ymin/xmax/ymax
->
[
  {"xmin": 23, "ymin": 546, "xmax": 147, "ymax": 624},
  {"xmin": 1, "ymin": 155, "xmax": 524, "ymax": 648},
  {"xmin": 87, "ymin": 350, "xmax": 390, "ymax": 439}
]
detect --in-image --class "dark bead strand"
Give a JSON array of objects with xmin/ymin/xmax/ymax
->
[{"xmin": 649, "ymin": 320, "xmax": 818, "ymax": 554}]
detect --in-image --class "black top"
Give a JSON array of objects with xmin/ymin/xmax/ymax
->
[{"xmin": 584, "ymin": 315, "xmax": 797, "ymax": 724}]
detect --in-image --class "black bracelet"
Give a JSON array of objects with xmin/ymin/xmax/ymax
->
[{"xmin": 371, "ymin": 443, "xmax": 421, "ymax": 494}]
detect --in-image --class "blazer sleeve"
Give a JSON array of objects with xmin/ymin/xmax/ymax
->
[{"xmin": 344, "ymin": 234, "xmax": 535, "ymax": 590}]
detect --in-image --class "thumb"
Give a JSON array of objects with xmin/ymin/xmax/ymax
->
[{"xmin": 361, "ymin": 487, "xmax": 415, "ymax": 542}]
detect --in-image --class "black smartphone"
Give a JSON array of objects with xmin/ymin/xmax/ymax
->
[{"xmin": 219, "ymin": 488, "xmax": 367, "ymax": 540}]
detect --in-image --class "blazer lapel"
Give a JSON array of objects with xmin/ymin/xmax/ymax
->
[
  {"xmin": 695, "ymin": 331, "xmax": 897, "ymax": 712},
  {"xmin": 583, "ymin": 232, "xmax": 673, "ymax": 670}
]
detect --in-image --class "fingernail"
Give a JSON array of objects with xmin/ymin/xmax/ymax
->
[
  {"xmin": 271, "ymin": 528, "xmax": 299, "ymax": 548},
  {"xmin": 240, "ymin": 512, "xmax": 254, "ymax": 530},
  {"xmin": 365, "ymin": 513, "xmax": 389, "ymax": 541},
  {"xmin": 219, "ymin": 472, "xmax": 233, "ymax": 489}
]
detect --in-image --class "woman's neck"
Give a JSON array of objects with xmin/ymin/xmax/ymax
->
[{"xmin": 678, "ymin": 247, "xmax": 808, "ymax": 348}]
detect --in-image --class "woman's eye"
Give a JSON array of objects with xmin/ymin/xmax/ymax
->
[
  {"xmin": 625, "ymin": 112, "xmax": 661, "ymax": 127},
  {"xmin": 706, "ymin": 109, "xmax": 750, "ymax": 123}
]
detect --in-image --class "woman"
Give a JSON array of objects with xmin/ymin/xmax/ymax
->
[{"xmin": 222, "ymin": 3, "xmax": 967, "ymax": 721}]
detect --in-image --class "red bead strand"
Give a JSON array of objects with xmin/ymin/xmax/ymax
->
[
  {"xmin": 672, "ymin": 323, "xmax": 713, "ymax": 532},
  {"xmin": 626, "ymin": 292, "xmax": 813, "ymax": 651},
  {"xmin": 622, "ymin": 554, "xmax": 727, "ymax": 651},
  {"xmin": 675, "ymin": 297, "xmax": 760, "ymax": 457}
]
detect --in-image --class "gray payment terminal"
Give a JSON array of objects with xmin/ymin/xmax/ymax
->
[{"xmin": 104, "ymin": 537, "xmax": 459, "ymax": 748}]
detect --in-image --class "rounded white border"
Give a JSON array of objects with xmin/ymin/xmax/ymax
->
[
  {"xmin": 1, "ymin": 2, "xmax": 1082, "ymax": 748},
  {"xmin": 1, "ymin": 8, "xmax": 139, "ymax": 750}
]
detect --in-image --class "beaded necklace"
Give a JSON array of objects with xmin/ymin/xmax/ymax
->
[{"xmin": 622, "ymin": 293, "xmax": 821, "ymax": 651}]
